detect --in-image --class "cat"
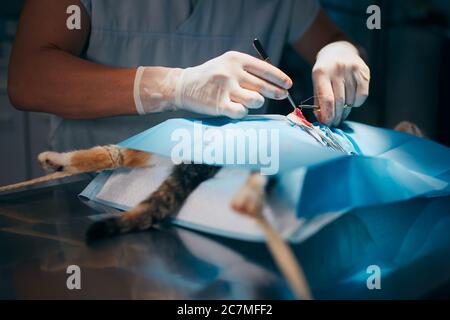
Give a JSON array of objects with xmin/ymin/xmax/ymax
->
[
  {"xmin": 38, "ymin": 147, "xmax": 220, "ymax": 241},
  {"xmin": 1, "ymin": 119, "xmax": 424, "ymax": 242}
]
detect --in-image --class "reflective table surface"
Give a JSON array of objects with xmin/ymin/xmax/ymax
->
[{"xmin": 1, "ymin": 176, "xmax": 449, "ymax": 299}]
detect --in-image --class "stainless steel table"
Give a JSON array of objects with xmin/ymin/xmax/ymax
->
[{"xmin": 1, "ymin": 176, "xmax": 449, "ymax": 299}]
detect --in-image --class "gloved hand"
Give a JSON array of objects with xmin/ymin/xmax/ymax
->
[
  {"xmin": 134, "ymin": 51, "xmax": 293, "ymax": 119},
  {"xmin": 312, "ymin": 41, "xmax": 370, "ymax": 127}
]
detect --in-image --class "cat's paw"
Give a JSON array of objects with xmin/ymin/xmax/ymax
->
[
  {"xmin": 38, "ymin": 151, "xmax": 69, "ymax": 172},
  {"xmin": 394, "ymin": 121, "xmax": 425, "ymax": 138},
  {"xmin": 231, "ymin": 183, "xmax": 264, "ymax": 217}
]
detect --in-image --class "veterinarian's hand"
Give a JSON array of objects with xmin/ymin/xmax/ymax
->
[
  {"xmin": 173, "ymin": 51, "xmax": 293, "ymax": 118},
  {"xmin": 312, "ymin": 41, "xmax": 370, "ymax": 127},
  {"xmin": 134, "ymin": 52, "xmax": 292, "ymax": 118}
]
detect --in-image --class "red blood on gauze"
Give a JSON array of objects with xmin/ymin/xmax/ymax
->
[{"xmin": 292, "ymin": 107, "xmax": 313, "ymax": 127}]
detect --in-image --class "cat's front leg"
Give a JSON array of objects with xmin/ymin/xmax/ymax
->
[{"xmin": 38, "ymin": 146, "xmax": 152, "ymax": 174}]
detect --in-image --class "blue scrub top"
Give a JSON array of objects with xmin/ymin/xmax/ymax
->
[{"xmin": 50, "ymin": 0, "xmax": 319, "ymax": 150}]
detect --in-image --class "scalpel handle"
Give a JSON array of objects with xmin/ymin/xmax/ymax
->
[
  {"xmin": 252, "ymin": 38, "xmax": 271, "ymax": 62},
  {"xmin": 253, "ymin": 38, "xmax": 297, "ymax": 110}
]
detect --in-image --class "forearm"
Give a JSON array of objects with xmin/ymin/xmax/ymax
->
[
  {"xmin": 8, "ymin": 46, "xmax": 139, "ymax": 119},
  {"xmin": 6, "ymin": 0, "xmax": 138, "ymax": 119}
]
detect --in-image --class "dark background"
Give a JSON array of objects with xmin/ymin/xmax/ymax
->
[{"xmin": 0, "ymin": 0, "xmax": 449, "ymax": 185}]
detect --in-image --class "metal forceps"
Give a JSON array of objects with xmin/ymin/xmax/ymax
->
[{"xmin": 298, "ymin": 96, "xmax": 353, "ymax": 115}]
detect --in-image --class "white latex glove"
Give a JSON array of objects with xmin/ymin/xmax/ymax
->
[
  {"xmin": 312, "ymin": 41, "xmax": 370, "ymax": 127},
  {"xmin": 134, "ymin": 51, "xmax": 292, "ymax": 119}
]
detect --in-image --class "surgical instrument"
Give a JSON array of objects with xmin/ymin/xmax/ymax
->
[{"xmin": 252, "ymin": 38, "xmax": 297, "ymax": 110}]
